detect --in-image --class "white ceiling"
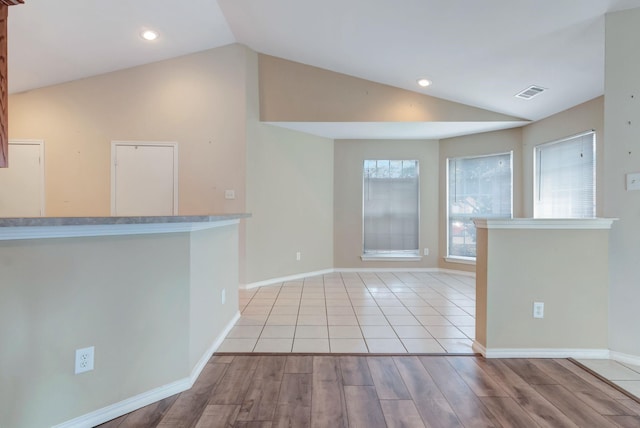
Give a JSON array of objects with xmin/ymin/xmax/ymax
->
[{"xmin": 8, "ymin": 0, "xmax": 640, "ymax": 139}]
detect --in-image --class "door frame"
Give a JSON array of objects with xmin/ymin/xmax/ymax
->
[
  {"xmin": 8, "ymin": 139, "xmax": 46, "ymax": 216},
  {"xmin": 110, "ymin": 141, "xmax": 179, "ymax": 216}
]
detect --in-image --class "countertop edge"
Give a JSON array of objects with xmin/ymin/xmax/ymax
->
[
  {"xmin": 0, "ymin": 214, "xmax": 251, "ymax": 240},
  {"xmin": 0, "ymin": 214, "xmax": 251, "ymax": 228}
]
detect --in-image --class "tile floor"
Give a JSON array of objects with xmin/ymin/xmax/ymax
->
[
  {"xmin": 577, "ymin": 358, "xmax": 640, "ymax": 399},
  {"xmin": 218, "ymin": 271, "xmax": 476, "ymax": 354}
]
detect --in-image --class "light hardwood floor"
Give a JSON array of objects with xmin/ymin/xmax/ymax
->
[{"xmin": 98, "ymin": 355, "xmax": 640, "ymax": 428}]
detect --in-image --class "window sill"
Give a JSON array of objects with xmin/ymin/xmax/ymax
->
[
  {"xmin": 361, "ymin": 254, "xmax": 422, "ymax": 262},
  {"xmin": 444, "ymin": 256, "xmax": 476, "ymax": 266}
]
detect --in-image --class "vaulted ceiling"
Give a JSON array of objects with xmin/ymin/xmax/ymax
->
[{"xmin": 9, "ymin": 0, "xmax": 640, "ymax": 138}]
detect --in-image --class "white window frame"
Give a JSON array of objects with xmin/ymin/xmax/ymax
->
[
  {"xmin": 446, "ymin": 151, "xmax": 513, "ymax": 264},
  {"xmin": 361, "ymin": 159, "xmax": 421, "ymax": 261},
  {"xmin": 533, "ymin": 130, "xmax": 596, "ymax": 219}
]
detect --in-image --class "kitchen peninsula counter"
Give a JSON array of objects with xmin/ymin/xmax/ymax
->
[{"xmin": 0, "ymin": 214, "xmax": 249, "ymax": 428}]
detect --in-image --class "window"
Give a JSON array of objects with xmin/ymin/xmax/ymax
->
[
  {"xmin": 534, "ymin": 131, "xmax": 595, "ymax": 218},
  {"xmin": 363, "ymin": 160, "xmax": 419, "ymax": 257},
  {"xmin": 447, "ymin": 153, "xmax": 512, "ymax": 259}
]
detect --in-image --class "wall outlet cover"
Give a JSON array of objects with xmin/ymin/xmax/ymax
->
[{"xmin": 75, "ymin": 346, "xmax": 95, "ymax": 374}]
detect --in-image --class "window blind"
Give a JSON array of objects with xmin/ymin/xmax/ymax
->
[
  {"xmin": 535, "ymin": 131, "xmax": 595, "ymax": 218},
  {"xmin": 447, "ymin": 153, "xmax": 512, "ymax": 258},
  {"xmin": 363, "ymin": 160, "xmax": 419, "ymax": 255}
]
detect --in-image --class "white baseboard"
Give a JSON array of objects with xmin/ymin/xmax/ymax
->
[
  {"xmin": 610, "ymin": 351, "xmax": 640, "ymax": 367},
  {"xmin": 53, "ymin": 311, "xmax": 241, "ymax": 428},
  {"xmin": 243, "ymin": 267, "xmax": 475, "ymax": 289},
  {"xmin": 335, "ymin": 267, "xmax": 441, "ymax": 273},
  {"xmin": 473, "ymin": 342, "xmax": 610, "ymax": 359},
  {"xmin": 437, "ymin": 268, "xmax": 476, "ymax": 277},
  {"xmin": 472, "ymin": 341, "xmax": 487, "ymax": 356},
  {"xmin": 242, "ymin": 268, "xmax": 334, "ymax": 289},
  {"xmin": 189, "ymin": 311, "xmax": 241, "ymax": 381}
]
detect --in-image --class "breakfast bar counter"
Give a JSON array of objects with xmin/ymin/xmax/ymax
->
[{"xmin": 0, "ymin": 214, "xmax": 249, "ymax": 428}]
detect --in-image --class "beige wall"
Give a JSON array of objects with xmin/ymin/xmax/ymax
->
[
  {"xmin": 9, "ymin": 44, "xmax": 248, "ymax": 217},
  {"xmin": 189, "ymin": 226, "xmax": 239, "ymax": 367},
  {"xmin": 0, "ymin": 226, "xmax": 240, "ymax": 428},
  {"xmin": 245, "ymin": 50, "xmax": 334, "ymax": 284},
  {"xmin": 245, "ymin": 123, "xmax": 334, "ymax": 283},
  {"xmin": 477, "ymin": 226, "xmax": 609, "ymax": 350},
  {"xmin": 604, "ymin": 9, "xmax": 640, "ymax": 357},
  {"xmin": 333, "ymin": 139, "xmax": 439, "ymax": 268},
  {"xmin": 259, "ymin": 54, "xmax": 525, "ymax": 123},
  {"xmin": 438, "ymin": 128, "xmax": 523, "ymax": 272},
  {"xmin": 522, "ymin": 97, "xmax": 604, "ymax": 217}
]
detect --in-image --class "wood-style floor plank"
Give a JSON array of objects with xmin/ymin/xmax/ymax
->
[
  {"xmin": 393, "ymin": 356, "xmax": 463, "ymax": 428},
  {"xmin": 237, "ymin": 356, "xmax": 286, "ymax": 422},
  {"xmin": 420, "ymin": 357, "xmax": 500, "ymax": 428},
  {"xmin": 157, "ymin": 363, "xmax": 229, "ymax": 428},
  {"xmin": 532, "ymin": 359, "xmax": 636, "ymax": 416},
  {"xmin": 101, "ymin": 354, "xmax": 640, "ymax": 428},
  {"xmin": 115, "ymin": 395, "xmax": 178, "ymax": 428},
  {"xmin": 607, "ymin": 415, "xmax": 640, "ymax": 427},
  {"xmin": 618, "ymin": 399, "xmax": 640, "ymax": 416},
  {"xmin": 211, "ymin": 355, "xmax": 235, "ymax": 364},
  {"xmin": 285, "ymin": 355, "xmax": 313, "ymax": 374},
  {"xmin": 343, "ymin": 386, "xmax": 387, "ymax": 428},
  {"xmin": 533, "ymin": 384, "xmax": 618, "ymax": 428},
  {"xmin": 501, "ymin": 359, "xmax": 558, "ymax": 385},
  {"xmin": 474, "ymin": 359, "xmax": 579, "ymax": 428},
  {"xmin": 209, "ymin": 356, "xmax": 260, "ymax": 405},
  {"xmin": 380, "ymin": 399, "xmax": 426, "ymax": 428},
  {"xmin": 447, "ymin": 356, "xmax": 508, "ymax": 397},
  {"xmin": 367, "ymin": 357, "xmax": 411, "ymax": 400},
  {"xmin": 194, "ymin": 404, "xmax": 239, "ymax": 427},
  {"xmin": 234, "ymin": 422, "xmax": 272, "ymax": 428},
  {"xmin": 311, "ymin": 356, "xmax": 348, "ymax": 428},
  {"xmin": 479, "ymin": 396, "xmax": 539, "ymax": 427},
  {"xmin": 556, "ymin": 359, "xmax": 633, "ymax": 401},
  {"xmin": 340, "ymin": 356, "xmax": 374, "ymax": 386},
  {"xmin": 272, "ymin": 373, "xmax": 311, "ymax": 428}
]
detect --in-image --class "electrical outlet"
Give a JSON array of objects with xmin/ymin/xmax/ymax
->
[
  {"xmin": 224, "ymin": 190, "xmax": 236, "ymax": 200},
  {"xmin": 296, "ymin": 251, "xmax": 301, "ymax": 261},
  {"xmin": 75, "ymin": 346, "xmax": 94, "ymax": 374},
  {"xmin": 423, "ymin": 248, "xmax": 430, "ymax": 256},
  {"xmin": 533, "ymin": 302, "xmax": 544, "ymax": 319},
  {"xmin": 221, "ymin": 288, "xmax": 226, "ymax": 305}
]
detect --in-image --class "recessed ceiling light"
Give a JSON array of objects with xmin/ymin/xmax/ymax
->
[
  {"xmin": 141, "ymin": 30, "xmax": 159, "ymax": 41},
  {"xmin": 417, "ymin": 78, "xmax": 432, "ymax": 88}
]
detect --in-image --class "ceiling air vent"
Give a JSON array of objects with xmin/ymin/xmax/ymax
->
[{"xmin": 515, "ymin": 85, "xmax": 546, "ymax": 100}]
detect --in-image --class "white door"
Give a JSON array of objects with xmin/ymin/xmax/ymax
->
[
  {"xmin": 111, "ymin": 142, "xmax": 178, "ymax": 216},
  {"xmin": 0, "ymin": 141, "xmax": 45, "ymax": 217}
]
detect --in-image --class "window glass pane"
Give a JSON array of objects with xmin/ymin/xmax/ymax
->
[
  {"xmin": 535, "ymin": 132, "xmax": 595, "ymax": 218},
  {"xmin": 363, "ymin": 160, "xmax": 419, "ymax": 255},
  {"xmin": 448, "ymin": 153, "xmax": 512, "ymax": 258}
]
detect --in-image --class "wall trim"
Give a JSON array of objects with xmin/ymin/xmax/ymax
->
[
  {"xmin": 437, "ymin": 268, "xmax": 476, "ymax": 277},
  {"xmin": 474, "ymin": 342, "xmax": 610, "ymax": 359},
  {"xmin": 52, "ymin": 311, "xmax": 241, "ymax": 428},
  {"xmin": 336, "ymin": 267, "xmax": 441, "ymax": 273},
  {"xmin": 243, "ymin": 267, "xmax": 476, "ymax": 289},
  {"xmin": 242, "ymin": 269, "xmax": 334, "ymax": 289},
  {"xmin": 610, "ymin": 351, "xmax": 640, "ymax": 367}
]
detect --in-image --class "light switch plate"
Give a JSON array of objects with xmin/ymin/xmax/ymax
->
[
  {"xmin": 224, "ymin": 190, "xmax": 236, "ymax": 199},
  {"xmin": 626, "ymin": 173, "xmax": 640, "ymax": 191}
]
